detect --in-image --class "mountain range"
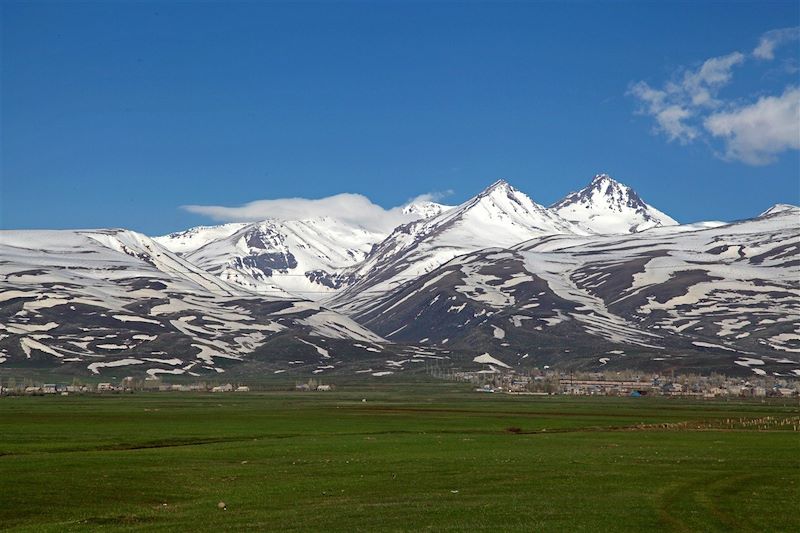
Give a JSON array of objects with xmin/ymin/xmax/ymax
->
[{"xmin": 1, "ymin": 174, "xmax": 797, "ymax": 379}]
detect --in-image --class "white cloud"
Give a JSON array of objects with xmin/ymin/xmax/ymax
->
[
  {"xmin": 628, "ymin": 82, "xmax": 696, "ymax": 142},
  {"xmin": 753, "ymin": 27, "xmax": 800, "ymax": 60},
  {"xmin": 629, "ymin": 27, "xmax": 800, "ymax": 164},
  {"xmin": 407, "ymin": 189, "xmax": 454, "ymax": 203},
  {"xmin": 182, "ymin": 191, "xmax": 453, "ymax": 232},
  {"xmin": 629, "ymin": 52, "xmax": 743, "ymax": 143},
  {"xmin": 682, "ymin": 52, "xmax": 745, "ymax": 107},
  {"xmin": 655, "ymin": 105, "xmax": 698, "ymax": 141},
  {"xmin": 704, "ymin": 86, "xmax": 800, "ymax": 165}
]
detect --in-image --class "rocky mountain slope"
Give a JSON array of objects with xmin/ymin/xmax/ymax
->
[
  {"xmin": 180, "ymin": 217, "xmax": 383, "ymax": 299},
  {"xmin": 154, "ymin": 202, "xmax": 452, "ymax": 300},
  {"xmin": 328, "ymin": 180, "xmax": 586, "ymax": 314},
  {"xmin": 0, "ymin": 229, "xmax": 390, "ymax": 377},
  {"xmin": 348, "ymin": 205, "xmax": 800, "ymax": 376}
]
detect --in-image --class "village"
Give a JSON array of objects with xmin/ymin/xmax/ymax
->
[
  {"xmin": 0, "ymin": 376, "xmax": 338, "ymax": 395},
  {"xmin": 457, "ymin": 368, "xmax": 800, "ymax": 398},
  {"xmin": 0, "ymin": 376, "xmax": 246, "ymax": 395},
  {"xmin": 1, "ymin": 369, "xmax": 798, "ymax": 398}
]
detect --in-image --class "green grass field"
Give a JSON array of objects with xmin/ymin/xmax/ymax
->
[{"xmin": 1, "ymin": 384, "xmax": 798, "ymax": 531}]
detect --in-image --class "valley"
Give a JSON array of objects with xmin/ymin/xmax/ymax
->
[{"xmin": 1, "ymin": 388, "xmax": 797, "ymax": 532}]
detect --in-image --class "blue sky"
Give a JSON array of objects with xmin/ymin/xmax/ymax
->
[{"xmin": 2, "ymin": 1, "xmax": 798, "ymax": 235}]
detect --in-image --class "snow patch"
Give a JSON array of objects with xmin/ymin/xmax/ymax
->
[{"xmin": 473, "ymin": 353, "xmax": 511, "ymax": 369}]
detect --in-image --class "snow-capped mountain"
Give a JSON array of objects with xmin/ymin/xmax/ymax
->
[
  {"xmin": 1, "ymin": 176, "xmax": 796, "ymax": 377},
  {"xmin": 759, "ymin": 203, "xmax": 799, "ymax": 218},
  {"xmin": 153, "ymin": 223, "xmax": 249, "ymax": 255},
  {"xmin": 156, "ymin": 178, "xmax": 677, "ymax": 302},
  {"xmin": 154, "ymin": 199, "xmax": 454, "ymax": 300},
  {"xmin": 329, "ymin": 180, "xmax": 586, "ymax": 314},
  {"xmin": 349, "ymin": 205, "xmax": 799, "ymax": 376},
  {"xmin": 0, "ymin": 228, "xmax": 386, "ymax": 377},
  {"xmin": 550, "ymin": 174, "xmax": 677, "ymax": 234},
  {"xmin": 179, "ymin": 217, "xmax": 384, "ymax": 299},
  {"xmin": 402, "ymin": 201, "xmax": 454, "ymax": 218}
]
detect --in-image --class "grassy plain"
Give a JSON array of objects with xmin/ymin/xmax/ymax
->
[{"xmin": 1, "ymin": 384, "xmax": 798, "ymax": 531}]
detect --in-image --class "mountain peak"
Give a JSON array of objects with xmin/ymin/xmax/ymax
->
[
  {"xmin": 437, "ymin": 179, "xmax": 581, "ymax": 238},
  {"xmin": 550, "ymin": 174, "xmax": 677, "ymax": 234},
  {"xmin": 586, "ymin": 173, "xmax": 635, "ymax": 198},
  {"xmin": 591, "ymin": 173, "xmax": 613, "ymax": 184},
  {"xmin": 402, "ymin": 201, "xmax": 452, "ymax": 219},
  {"xmin": 463, "ymin": 179, "xmax": 553, "ymax": 219},
  {"xmin": 552, "ymin": 174, "xmax": 645, "ymax": 211},
  {"xmin": 472, "ymin": 179, "xmax": 534, "ymax": 207},
  {"xmin": 480, "ymin": 179, "xmax": 512, "ymax": 195},
  {"xmin": 759, "ymin": 203, "xmax": 799, "ymax": 218}
]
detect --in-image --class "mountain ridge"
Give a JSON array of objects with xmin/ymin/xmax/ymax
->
[
  {"xmin": 327, "ymin": 178, "xmax": 587, "ymax": 314},
  {"xmin": 1, "ymin": 175, "xmax": 797, "ymax": 377}
]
